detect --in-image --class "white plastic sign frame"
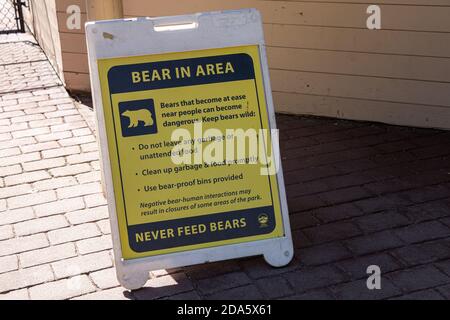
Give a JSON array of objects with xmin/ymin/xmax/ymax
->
[{"xmin": 86, "ymin": 9, "xmax": 294, "ymax": 290}]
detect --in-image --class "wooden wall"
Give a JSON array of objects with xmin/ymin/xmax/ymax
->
[
  {"xmin": 55, "ymin": 0, "xmax": 89, "ymax": 91},
  {"xmin": 54, "ymin": 0, "xmax": 450, "ymax": 129}
]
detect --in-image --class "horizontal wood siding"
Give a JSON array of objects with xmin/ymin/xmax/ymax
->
[
  {"xmin": 56, "ymin": 0, "xmax": 90, "ymax": 91},
  {"xmin": 55, "ymin": 0, "xmax": 450, "ymax": 129}
]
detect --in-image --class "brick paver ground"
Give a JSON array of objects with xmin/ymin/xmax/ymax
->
[{"xmin": 1, "ymin": 33, "xmax": 450, "ymax": 300}]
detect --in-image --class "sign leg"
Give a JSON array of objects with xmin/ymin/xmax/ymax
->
[
  {"xmin": 118, "ymin": 270, "xmax": 149, "ymax": 291},
  {"xmin": 263, "ymin": 240, "xmax": 294, "ymax": 268}
]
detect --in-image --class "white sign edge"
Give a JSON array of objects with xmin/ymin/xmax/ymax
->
[{"xmin": 85, "ymin": 8, "xmax": 294, "ymax": 291}]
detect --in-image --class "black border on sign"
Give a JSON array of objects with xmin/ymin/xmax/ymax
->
[{"xmin": 106, "ymin": 49, "xmax": 277, "ymax": 255}]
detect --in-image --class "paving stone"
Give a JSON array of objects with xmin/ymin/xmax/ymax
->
[
  {"xmin": 0, "ymin": 225, "xmax": 14, "ymax": 241},
  {"xmin": 29, "ymin": 118, "xmax": 63, "ymax": 129},
  {"xmin": 165, "ymin": 290, "xmax": 201, "ymax": 300},
  {"xmin": 299, "ymin": 242, "xmax": 352, "ymax": 266},
  {"xmin": 73, "ymin": 287, "xmax": 129, "ymax": 300},
  {"xmin": 75, "ymin": 171, "xmax": 101, "ymax": 184},
  {"xmin": 1, "ymin": 138, "xmax": 35, "ymax": 152},
  {"xmin": 0, "ymin": 133, "xmax": 12, "ymax": 141},
  {"xmin": 65, "ymin": 206, "xmax": 109, "ymax": 225},
  {"xmin": 345, "ymin": 230, "xmax": 405, "ymax": 255},
  {"xmin": 42, "ymin": 146, "xmax": 80, "ymax": 159},
  {"xmin": 11, "ymin": 114, "xmax": 45, "ymax": 124},
  {"xmin": 91, "ymin": 160, "xmax": 101, "ymax": 170},
  {"xmin": 36, "ymin": 131, "xmax": 72, "ymax": 142},
  {"xmin": 133, "ymin": 273, "xmax": 194, "ymax": 300},
  {"xmin": 19, "ymin": 243, "xmax": 77, "ymax": 268},
  {"xmin": 355, "ymin": 210, "xmax": 411, "ymax": 233},
  {"xmin": 205, "ymin": 284, "xmax": 264, "ymax": 300},
  {"xmin": 441, "ymin": 217, "xmax": 450, "ymax": 228},
  {"xmin": 38, "ymin": 98, "xmax": 73, "ymax": 108},
  {"xmin": 285, "ymin": 266, "xmax": 348, "ymax": 293},
  {"xmin": 184, "ymin": 260, "xmax": 241, "ymax": 281},
  {"xmin": 318, "ymin": 187, "xmax": 372, "ymax": 206},
  {"xmin": 393, "ymin": 240, "xmax": 450, "ymax": 266},
  {"xmin": 282, "ymin": 288, "xmax": 335, "ymax": 300},
  {"xmin": 292, "ymin": 229, "xmax": 312, "ymax": 248},
  {"xmin": 0, "ymin": 207, "xmax": 35, "ymax": 226},
  {"xmin": 288, "ymin": 194, "xmax": 326, "ymax": 213},
  {"xmin": 404, "ymin": 201, "xmax": 450, "ymax": 223},
  {"xmin": 392, "ymin": 289, "xmax": 445, "ymax": 300},
  {"xmin": 303, "ymin": 221, "xmax": 362, "ymax": 245},
  {"xmin": 89, "ymin": 268, "xmax": 119, "ymax": 289},
  {"xmin": 289, "ymin": 211, "xmax": 320, "ymax": 230},
  {"xmin": 33, "ymin": 197, "xmax": 85, "ymax": 217},
  {"xmin": 32, "ymin": 176, "xmax": 78, "ymax": 191},
  {"xmin": 49, "ymin": 163, "xmax": 91, "ymax": 177},
  {"xmin": 76, "ymin": 235, "xmax": 112, "ymax": 255},
  {"xmin": 255, "ymin": 276, "xmax": 294, "ymax": 299},
  {"xmin": 336, "ymin": 253, "xmax": 403, "ymax": 281},
  {"xmin": 0, "ymin": 289, "xmax": 29, "ymax": 300},
  {"xmin": 0, "ymin": 164, "xmax": 22, "ymax": 177},
  {"xmin": 51, "ymin": 251, "xmax": 112, "ymax": 279},
  {"xmin": 313, "ymin": 203, "xmax": 364, "ymax": 223},
  {"xmin": 45, "ymin": 109, "xmax": 79, "ymax": 118},
  {"xmin": 0, "ymin": 147, "xmax": 21, "ymax": 158},
  {"xmin": 12, "ymin": 127, "xmax": 50, "ymax": 139},
  {"xmin": 80, "ymin": 142, "xmax": 98, "ymax": 153},
  {"xmin": 72, "ymin": 128, "xmax": 92, "ymax": 137},
  {"xmin": 0, "ymin": 255, "xmax": 18, "ymax": 274},
  {"xmin": 394, "ymin": 221, "xmax": 450, "ymax": 244},
  {"xmin": 435, "ymin": 259, "xmax": 450, "ymax": 277},
  {"xmin": 398, "ymin": 185, "xmax": 450, "ymax": 204},
  {"xmin": 66, "ymin": 151, "xmax": 99, "ymax": 165},
  {"xmin": 29, "ymin": 275, "xmax": 96, "ymax": 300},
  {"xmin": 7, "ymin": 190, "xmax": 57, "ymax": 210},
  {"xmin": 64, "ymin": 115, "xmax": 84, "ymax": 124},
  {"xmin": 19, "ymin": 95, "xmax": 49, "ymax": 104},
  {"xmin": 22, "ymin": 157, "xmax": 66, "ymax": 172},
  {"xmin": 0, "ymin": 265, "xmax": 54, "ymax": 293},
  {"xmin": 331, "ymin": 279, "xmax": 401, "ymax": 300},
  {"xmin": 388, "ymin": 265, "xmax": 450, "ymax": 292},
  {"xmin": 51, "ymin": 121, "xmax": 87, "ymax": 133},
  {"xmin": 0, "ymin": 233, "xmax": 48, "ymax": 257},
  {"xmin": 436, "ymin": 284, "xmax": 450, "ymax": 299},
  {"xmin": 3, "ymin": 101, "xmax": 36, "ymax": 113},
  {"xmin": 96, "ymin": 219, "xmax": 111, "ymax": 235},
  {"xmin": 4, "ymin": 171, "xmax": 51, "ymax": 187},
  {"xmin": 354, "ymin": 196, "xmax": 402, "ymax": 214},
  {"xmin": 196, "ymin": 272, "xmax": 252, "ymax": 295},
  {"xmin": 48, "ymin": 223, "xmax": 101, "ymax": 245},
  {"xmin": 0, "ymin": 183, "xmax": 32, "ymax": 199},
  {"xmin": 240, "ymin": 256, "xmax": 299, "ymax": 280},
  {"xmin": 14, "ymin": 215, "xmax": 69, "ymax": 237},
  {"xmin": 58, "ymin": 135, "xmax": 96, "ymax": 147},
  {"xmin": 84, "ymin": 193, "xmax": 107, "ymax": 208},
  {"xmin": 56, "ymin": 182, "xmax": 102, "ymax": 199},
  {"xmin": 0, "ymin": 110, "xmax": 25, "ymax": 120}
]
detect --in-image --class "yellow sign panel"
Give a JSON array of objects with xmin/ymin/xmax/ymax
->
[{"xmin": 98, "ymin": 45, "xmax": 284, "ymax": 260}]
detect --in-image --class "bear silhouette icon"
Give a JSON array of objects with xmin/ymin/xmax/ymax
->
[{"xmin": 121, "ymin": 109, "xmax": 154, "ymax": 128}]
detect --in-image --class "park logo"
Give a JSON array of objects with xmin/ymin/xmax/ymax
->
[
  {"xmin": 258, "ymin": 214, "xmax": 269, "ymax": 228},
  {"xmin": 119, "ymin": 99, "xmax": 158, "ymax": 137}
]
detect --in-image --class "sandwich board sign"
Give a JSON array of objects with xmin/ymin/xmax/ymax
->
[{"xmin": 86, "ymin": 9, "xmax": 293, "ymax": 290}]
